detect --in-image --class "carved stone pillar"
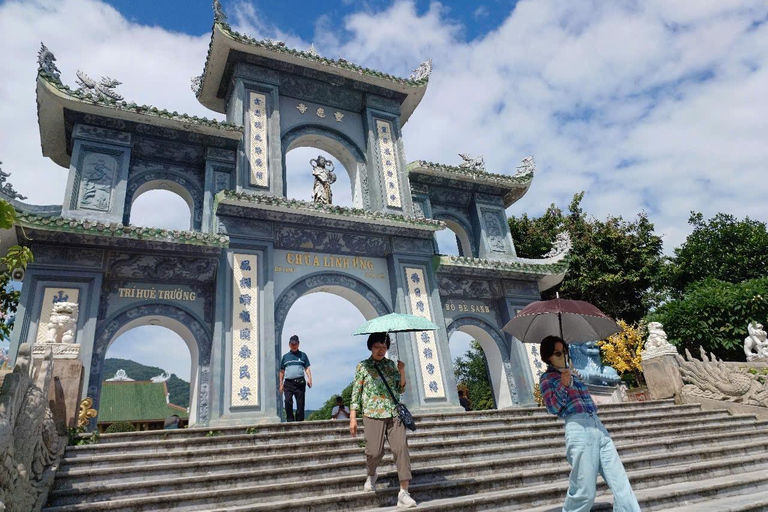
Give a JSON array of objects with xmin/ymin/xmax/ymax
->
[{"xmin": 62, "ymin": 124, "xmax": 132, "ymax": 224}]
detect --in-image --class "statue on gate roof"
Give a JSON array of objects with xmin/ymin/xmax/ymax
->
[{"xmin": 311, "ymin": 155, "xmax": 337, "ymax": 205}]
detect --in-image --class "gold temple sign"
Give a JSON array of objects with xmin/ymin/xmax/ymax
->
[
  {"xmin": 118, "ymin": 287, "xmax": 197, "ymax": 301},
  {"xmin": 444, "ymin": 301, "xmax": 491, "ymax": 313},
  {"xmin": 285, "ymin": 253, "xmax": 375, "ymax": 270}
]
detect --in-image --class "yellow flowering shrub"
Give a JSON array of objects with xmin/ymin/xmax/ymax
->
[{"xmin": 595, "ymin": 320, "xmax": 645, "ymax": 387}]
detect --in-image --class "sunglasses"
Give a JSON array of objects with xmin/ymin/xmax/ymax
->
[{"xmin": 552, "ymin": 351, "xmax": 565, "ymax": 357}]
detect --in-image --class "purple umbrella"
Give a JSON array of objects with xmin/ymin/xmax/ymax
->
[{"xmin": 503, "ymin": 298, "xmax": 620, "ymax": 345}]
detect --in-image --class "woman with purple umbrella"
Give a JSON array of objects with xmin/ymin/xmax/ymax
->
[{"xmin": 505, "ymin": 298, "xmax": 641, "ymax": 511}]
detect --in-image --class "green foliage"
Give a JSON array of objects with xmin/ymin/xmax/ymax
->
[
  {"xmin": 104, "ymin": 421, "xmax": 137, "ymax": 434},
  {"xmin": 245, "ymin": 426, "xmax": 259, "ymax": 435},
  {"xmin": 357, "ymin": 439, "xmax": 366, "ymax": 448},
  {"xmin": 67, "ymin": 426, "xmax": 99, "ymax": 446},
  {"xmin": 648, "ymin": 277, "xmax": 768, "ymax": 361},
  {"xmin": 0, "ymin": 198, "xmax": 33, "ymax": 341},
  {"xmin": 665, "ymin": 212, "xmax": 768, "ymax": 296},
  {"xmin": 103, "ymin": 358, "xmax": 190, "ymax": 408},
  {"xmin": 508, "ymin": 192, "xmax": 664, "ymax": 323},
  {"xmin": 453, "ymin": 341, "xmax": 495, "ymax": 410},
  {"xmin": 205, "ymin": 430, "xmax": 222, "ymax": 437},
  {"xmin": 307, "ymin": 381, "xmax": 354, "ymax": 421}
]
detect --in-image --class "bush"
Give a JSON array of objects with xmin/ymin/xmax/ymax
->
[
  {"xmin": 104, "ymin": 421, "xmax": 136, "ymax": 434},
  {"xmin": 648, "ymin": 277, "xmax": 768, "ymax": 361}
]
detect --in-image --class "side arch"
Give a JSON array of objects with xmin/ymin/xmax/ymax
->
[
  {"xmin": 88, "ymin": 303, "xmax": 212, "ymax": 427},
  {"xmin": 281, "ymin": 125, "xmax": 370, "ymax": 210},
  {"xmin": 447, "ymin": 315, "xmax": 518, "ymax": 408},
  {"xmin": 124, "ymin": 165, "xmax": 205, "ymax": 230},
  {"xmin": 431, "ymin": 207, "xmax": 476, "ymax": 257}
]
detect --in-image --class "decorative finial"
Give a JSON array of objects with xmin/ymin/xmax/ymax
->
[
  {"xmin": 190, "ymin": 75, "xmax": 203, "ymax": 96},
  {"xmin": 0, "ymin": 162, "xmax": 28, "ymax": 201},
  {"xmin": 409, "ymin": 59, "xmax": 432, "ymax": 81},
  {"xmin": 212, "ymin": 0, "xmax": 227, "ymax": 23},
  {"xmin": 264, "ymin": 38, "xmax": 286, "ymax": 48},
  {"xmin": 515, "ymin": 155, "xmax": 535, "ymax": 177},
  {"xmin": 306, "ymin": 44, "xmax": 319, "ymax": 57},
  {"xmin": 543, "ymin": 231, "xmax": 572, "ymax": 259},
  {"xmin": 458, "ymin": 153, "xmax": 485, "ymax": 171},
  {"xmin": 76, "ymin": 70, "xmax": 124, "ymax": 101},
  {"xmin": 37, "ymin": 42, "xmax": 61, "ymax": 82}
]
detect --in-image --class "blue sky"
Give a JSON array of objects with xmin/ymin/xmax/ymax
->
[{"xmin": 1, "ymin": 0, "xmax": 767, "ymax": 410}]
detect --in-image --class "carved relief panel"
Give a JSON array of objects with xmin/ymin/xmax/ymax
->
[{"xmin": 77, "ymin": 154, "xmax": 117, "ymax": 212}]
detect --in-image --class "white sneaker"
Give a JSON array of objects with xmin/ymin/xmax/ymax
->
[
  {"xmin": 364, "ymin": 473, "xmax": 378, "ymax": 491},
  {"xmin": 397, "ymin": 489, "xmax": 417, "ymax": 508}
]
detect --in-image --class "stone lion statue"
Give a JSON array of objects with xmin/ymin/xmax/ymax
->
[
  {"xmin": 45, "ymin": 302, "xmax": 79, "ymax": 344},
  {"xmin": 744, "ymin": 322, "xmax": 768, "ymax": 361},
  {"xmin": 641, "ymin": 322, "xmax": 678, "ymax": 360}
]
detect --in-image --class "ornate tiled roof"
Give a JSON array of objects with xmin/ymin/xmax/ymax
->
[
  {"xmin": 408, "ymin": 160, "xmax": 534, "ymax": 186},
  {"xmin": 16, "ymin": 212, "xmax": 230, "ymax": 248},
  {"xmin": 437, "ymin": 255, "xmax": 569, "ymax": 276},
  {"xmin": 196, "ymin": 2, "xmax": 430, "ymax": 119},
  {"xmin": 37, "ymin": 66, "xmax": 241, "ymax": 134},
  {"xmin": 217, "ymin": 190, "xmax": 444, "ymax": 230}
]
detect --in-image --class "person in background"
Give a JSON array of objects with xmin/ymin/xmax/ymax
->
[
  {"xmin": 332, "ymin": 396, "xmax": 350, "ymax": 420},
  {"xmin": 279, "ymin": 335, "xmax": 312, "ymax": 422},
  {"xmin": 539, "ymin": 335, "xmax": 640, "ymax": 512},
  {"xmin": 458, "ymin": 389, "xmax": 471, "ymax": 411},
  {"xmin": 350, "ymin": 332, "xmax": 416, "ymax": 508}
]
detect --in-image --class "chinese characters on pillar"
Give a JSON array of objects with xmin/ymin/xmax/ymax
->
[
  {"xmin": 231, "ymin": 254, "xmax": 259, "ymax": 407},
  {"xmin": 375, "ymin": 119, "xmax": 402, "ymax": 208},
  {"xmin": 404, "ymin": 267, "xmax": 445, "ymax": 398},
  {"xmin": 248, "ymin": 92, "xmax": 268, "ymax": 188}
]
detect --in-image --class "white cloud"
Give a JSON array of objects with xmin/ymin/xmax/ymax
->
[{"xmin": 3, "ymin": 0, "xmax": 768, "ymax": 404}]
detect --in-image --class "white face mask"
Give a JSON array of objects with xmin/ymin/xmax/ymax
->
[{"xmin": 550, "ymin": 353, "xmax": 566, "ymax": 369}]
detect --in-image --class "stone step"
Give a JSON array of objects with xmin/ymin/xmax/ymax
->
[
  {"xmin": 60, "ymin": 407, "xmax": 734, "ymax": 461},
  {"xmin": 48, "ymin": 434, "xmax": 768, "ymax": 506},
  {"xmin": 83, "ymin": 400, "xmax": 685, "ymax": 445},
  {"xmin": 58, "ymin": 416, "xmax": 766, "ymax": 472},
  {"xmin": 43, "ymin": 451, "xmax": 768, "ymax": 511},
  {"xmin": 383, "ymin": 469, "xmax": 768, "ymax": 512},
  {"xmin": 53, "ymin": 414, "xmax": 763, "ymax": 484}
]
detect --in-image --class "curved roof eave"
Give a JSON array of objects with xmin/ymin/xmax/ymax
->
[
  {"xmin": 36, "ymin": 76, "xmax": 242, "ymax": 169},
  {"xmin": 196, "ymin": 24, "xmax": 428, "ymax": 125}
]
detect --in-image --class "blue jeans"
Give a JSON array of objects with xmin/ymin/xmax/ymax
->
[{"xmin": 562, "ymin": 413, "xmax": 640, "ymax": 512}]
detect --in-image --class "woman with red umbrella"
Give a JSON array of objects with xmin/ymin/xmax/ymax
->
[{"xmin": 505, "ymin": 299, "xmax": 641, "ymax": 512}]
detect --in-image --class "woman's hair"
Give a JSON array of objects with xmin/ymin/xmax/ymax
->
[
  {"xmin": 540, "ymin": 335, "xmax": 567, "ymax": 365},
  {"xmin": 367, "ymin": 332, "xmax": 391, "ymax": 350}
]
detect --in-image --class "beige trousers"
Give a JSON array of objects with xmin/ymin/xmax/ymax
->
[{"xmin": 363, "ymin": 416, "xmax": 412, "ymax": 481}]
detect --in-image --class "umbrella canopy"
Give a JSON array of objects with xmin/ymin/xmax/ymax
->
[
  {"xmin": 503, "ymin": 298, "xmax": 620, "ymax": 344},
  {"xmin": 353, "ymin": 313, "xmax": 439, "ymax": 335}
]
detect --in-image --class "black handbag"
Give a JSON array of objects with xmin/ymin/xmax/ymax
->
[{"xmin": 374, "ymin": 363, "xmax": 417, "ymax": 431}]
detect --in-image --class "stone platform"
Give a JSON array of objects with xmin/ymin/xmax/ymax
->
[{"xmin": 43, "ymin": 400, "xmax": 768, "ymax": 511}]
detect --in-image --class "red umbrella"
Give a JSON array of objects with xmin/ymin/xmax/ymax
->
[{"xmin": 502, "ymin": 298, "xmax": 620, "ymax": 345}]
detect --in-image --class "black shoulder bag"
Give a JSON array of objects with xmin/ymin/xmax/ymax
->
[{"xmin": 374, "ymin": 362, "xmax": 416, "ymax": 431}]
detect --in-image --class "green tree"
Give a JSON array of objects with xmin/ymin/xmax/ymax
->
[
  {"xmin": 508, "ymin": 192, "xmax": 664, "ymax": 323},
  {"xmin": 307, "ymin": 382, "xmax": 354, "ymax": 421},
  {"xmin": 648, "ymin": 277, "xmax": 768, "ymax": 362},
  {"xmin": 0, "ymin": 198, "xmax": 33, "ymax": 340},
  {"xmin": 665, "ymin": 212, "xmax": 768, "ymax": 297},
  {"xmin": 453, "ymin": 341, "xmax": 495, "ymax": 410}
]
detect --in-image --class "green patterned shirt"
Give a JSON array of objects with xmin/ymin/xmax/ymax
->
[{"xmin": 351, "ymin": 357, "xmax": 405, "ymax": 419}]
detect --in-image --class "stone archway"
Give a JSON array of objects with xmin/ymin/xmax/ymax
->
[
  {"xmin": 88, "ymin": 304, "xmax": 212, "ymax": 426},
  {"xmin": 447, "ymin": 316, "xmax": 518, "ymax": 408},
  {"xmin": 431, "ymin": 207, "xmax": 476, "ymax": 257},
  {"xmin": 281, "ymin": 125, "xmax": 370, "ymax": 210},
  {"xmin": 124, "ymin": 162, "xmax": 205, "ymax": 230}
]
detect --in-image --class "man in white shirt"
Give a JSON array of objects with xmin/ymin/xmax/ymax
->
[{"xmin": 332, "ymin": 396, "xmax": 349, "ymax": 420}]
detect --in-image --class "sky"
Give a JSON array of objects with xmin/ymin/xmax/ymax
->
[{"xmin": 1, "ymin": 0, "xmax": 766, "ymax": 409}]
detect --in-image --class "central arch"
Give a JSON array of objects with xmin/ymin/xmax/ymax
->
[
  {"xmin": 89, "ymin": 304, "xmax": 212, "ymax": 426},
  {"xmin": 282, "ymin": 125, "xmax": 370, "ymax": 210},
  {"xmin": 447, "ymin": 316, "xmax": 518, "ymax": 408}
]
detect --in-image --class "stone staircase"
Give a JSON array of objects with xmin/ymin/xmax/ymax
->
[{"xmin": 43, "ymin": 400, "xmax": 768, "ymax": 511}]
